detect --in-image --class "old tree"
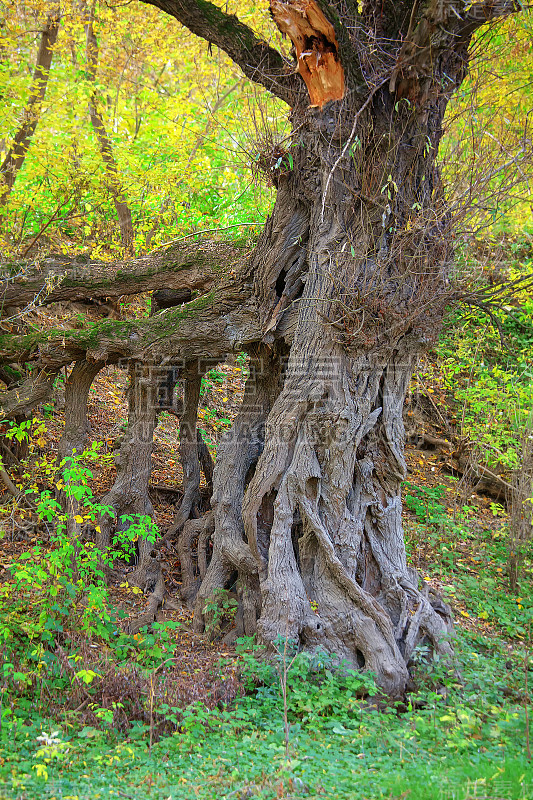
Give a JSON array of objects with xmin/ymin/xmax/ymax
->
[{"xmin": 0, "ymin": 0, "xmax": 522, "ymax": 695}]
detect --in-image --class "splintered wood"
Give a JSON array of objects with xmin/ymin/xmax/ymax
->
[{"xmin": 270, "ymin": 0, "xmax": 344, "ymax": 108}]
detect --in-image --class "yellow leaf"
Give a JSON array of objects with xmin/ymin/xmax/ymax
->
[
  {"xmin": 95, "ymin": 525, "xmax": 101, "ymax": 533},
  {"xmin": 74, "ymin": 515, "xmax": 84, "ymax": 524}
]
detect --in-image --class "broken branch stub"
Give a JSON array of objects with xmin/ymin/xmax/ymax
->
[{"xmin": 270, "ymin": 0, "xmax": 344, "ymax": 108}]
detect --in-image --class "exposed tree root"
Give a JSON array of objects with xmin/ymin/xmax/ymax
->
[
  {"xmin": 96, "ymin": 362, "xmax": 158, "ymax": 583},
  {"xmin": 193, "ymin": 346, "xmax": 284, "ymax": 634},
  {"xmin": 178, "ymin": 512, "xmax": 214, "ymax": 607},
  {"xmin": 445, "ymin": 453, "xmax": 512, "ymax": 502},
  {"xmin": 125, "ymin": 560, "xmax": 165, "ymax": 635}
]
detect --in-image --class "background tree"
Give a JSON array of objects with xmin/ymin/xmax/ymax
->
[
  {"xmin": 84, "ymin": 0, "xmax": 134, "ymax": 251},
  {"xmin": 0, "ymin": 8, "xmax": 59, "ymax": 205},
  {"xmin": 0, "ymin": 0, "xmax": 263, "ymax": 255}
]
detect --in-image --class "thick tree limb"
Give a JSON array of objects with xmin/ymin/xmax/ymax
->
[
  {"xmin": 460, "ymin": 0, "xmax": 521, "ymax": 32},
  {"xmin": 0, "ymin": 277, "xmax": 261, "ymax": 419},
  {"xmin": 0, "ymin": 303, "xmax": 256, "ymax": 368},
  {"xmin": 139, "ymin": 0, "xmax": 303, "ymax": 106},
  {"xmin": 389, "ymin": 0, "xmax": 521, "ymax": 100},
  {"xmin": 0, "ymin": 239, "xmax": 243, "ymax": 307}
]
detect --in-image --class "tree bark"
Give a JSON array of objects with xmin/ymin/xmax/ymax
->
[
  {"xmin": 193, "ymin": 345, "xmax": 285, "ymax": 635},
  {"xmin": 167, "ymin": 360, "xmax": 204, "ymax": 536},
  {"xmin": 0, "ymin": 0, "xmax": 522, "ymax": 694},
  {"xmin": 0, "ymin": 11, "xmax": 59, "ymax": 205},
  {"xmin": 85, "ymin": 1, "xmax": 134, "ymax": 251},
  {"xmin": 0, "ymin": 367, "xmax": 61, "ymax": 419},
  {"xmin": 58, "ymin": 359, "xmax": 105, "ymax": 460},
  {"xmin": 194, "ymin": 150, "xmax": 457, "ymax": 692},
  {"xmin": 0, "ymin": 268, "xmax": 261, "ymax": 375},
  {"xmin": 0, "ymin": 239, "xmax": 237, "ymax": 307},
  {"xmin": 183, "ymin": 0, "xmax": 522, "ymax": 694},
  {"xmin": 96, "ymin": 361, "xmax": 158, "ymax": 583}
]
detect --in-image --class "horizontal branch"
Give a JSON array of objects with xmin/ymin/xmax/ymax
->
[
  {"xmin": 0, "ymin": 273, "xmax": 261, "ymax": 385},
  {"xmin": 139, "ymin": 0, "xmax": 304, "ymax": 106},
  {"xmin": 0, "ymin": 239, "xmax": 245, "ymax": 308}
]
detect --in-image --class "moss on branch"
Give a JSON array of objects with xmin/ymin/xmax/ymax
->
[{"xmin": 0, "ymin": 239, "xmax": 246, "ymax": 307}]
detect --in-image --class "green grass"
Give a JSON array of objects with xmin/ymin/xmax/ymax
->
[
  {"xmin": 1, "ymin": 627, "xmax": 531, "ymax": 800},
  {"xmin": 1, "ymin": 471, "xmax": 532, "ymax": 799}
]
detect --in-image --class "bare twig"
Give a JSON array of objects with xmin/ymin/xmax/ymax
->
[{"xmin": 321, "ymin": 78, "xmax": 388, "ymax": 223}]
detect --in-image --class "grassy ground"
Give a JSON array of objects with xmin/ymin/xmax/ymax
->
[
  {"xmin": 0, "ymin": 627, "xmax": 530, "ymax": 799},
  {"xmin": 1, "ymin": 490, "xmax": 531, "ymax": 800}
]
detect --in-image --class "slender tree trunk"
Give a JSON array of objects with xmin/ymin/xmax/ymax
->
[
  {"xmin": 85, "ymin": 1, "xmax": 134, "ymax": 251},
  {"xmin": 57, "ymin": 360, "xmax": 104, "ymax": 551},
  {"xmin": 509, "ymin": 429, "xmax": 533, "ymax": 590},
  {"xmin": 168, "ymin": 359, "xmax": 204, "ymax": 536},
  {"xmin": 0, "ymin": 11, "xmax": 59, "ymax": 205},
  {"xmin": 97, "ymin": 361, "xmax": 157, "ymax": 582},
  {"xmin": 58, "ymin": 359, "xmax": 105, "ymax": 460}
]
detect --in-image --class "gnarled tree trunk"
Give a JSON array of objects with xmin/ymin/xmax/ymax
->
[
  {"xmin": 0, "ymin": 0, "xmax": 520, "ymax": 696},
  {"xmin": 193, "ymin": 101, "xmax": 456, "ymax": 693},
  {"xmin": 145, "ymin": 0, "xmax": 520, "ymax": 696},
  {"xmin": 59, "ymin": 359, "xmax": 105, "ymax": 460}
]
